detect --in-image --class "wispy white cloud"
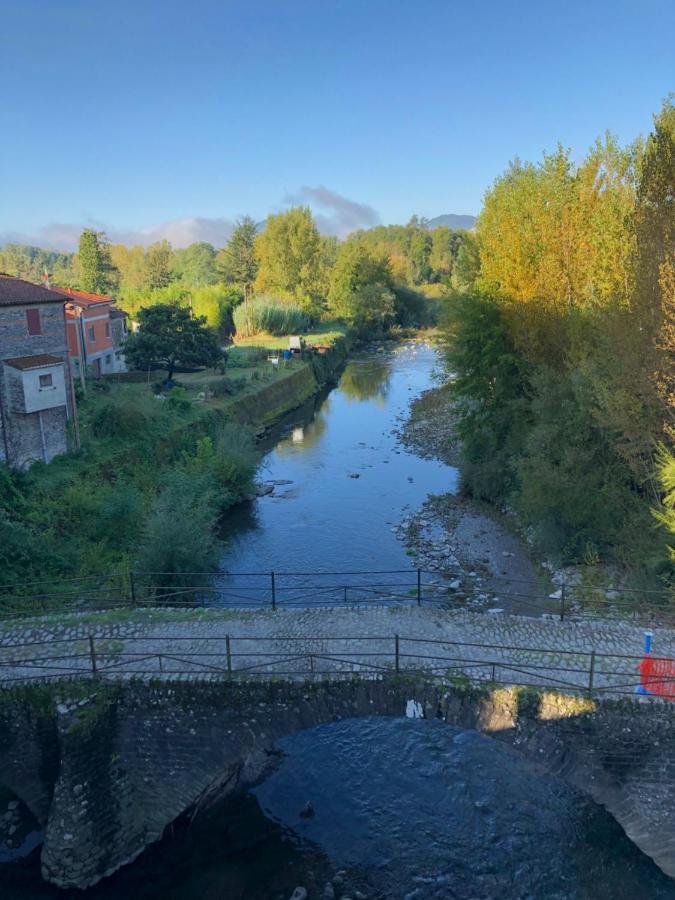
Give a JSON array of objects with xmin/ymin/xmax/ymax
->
[
  {"xmin": 0, "ymin": 217, "xmax": 234, "ymax": 252},
  {"xmin": 282, "ymin": 185, "xmax": 380, "ymax": 237},
  {"xmin": 1, "ymin": 187, "xmax": 379, "ymax": 252}
]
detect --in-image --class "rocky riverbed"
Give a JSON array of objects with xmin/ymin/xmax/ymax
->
[{"xmin": 394, "ymin": 379, "xmax": 549, "ymax": 615}]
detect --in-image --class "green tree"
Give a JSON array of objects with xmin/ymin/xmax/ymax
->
[
  {"xmin": 173, "ymin": 242, "xmax": 218, "ymax": 286},
  {"xmin": 407, "ymin": 228, "xmax": 432, "ymax": 285},
  {"xmin": 451, "ymin": 233, "xmax": 481, "ymax": 292},
  {"xmin": 144, "ymin": 240, "xmax": 174, "ymax": 290},
  {"xmin": 110, "ymin": 243, "xmax": 147, "ymax": 294},
  {"xmin": 328, "ymin": 240, "xmax": 394, "ymax": 331},
  {"xmin": 429, "ymin": 227, "xmax": 454, "ymax": 281},
  {"xmin": 254, "ymin": 207, "xmax": 323, "ymax": 316},
  {"xmin": 217, "ymin": 216, "xmax": 259, "ymax": 298},
  {"xmin": 77, "ymin": 229, "xmax": 118, "ymax": 294},
  {"xmin": 447, "ymin": 293, "xmax": 529, "ymax": 500},
  {"xmin": 654, "ymin": 446, "xmax": 675, "ymax": 570},
  {"xmin": 123, "ymin": 303, "xmax": 223, "ymax": 380},
  {"xmin": 633, "ymin": 97, "xmax": 675, "ymax": 435},
  {"xmin": 317, "ymin": 234, "xmax": 339, "ymax": 298}
]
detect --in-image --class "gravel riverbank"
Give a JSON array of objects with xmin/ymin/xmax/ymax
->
[{"xmin": 395, "ymin": 373, "xmax": 548, "ymax": 615}]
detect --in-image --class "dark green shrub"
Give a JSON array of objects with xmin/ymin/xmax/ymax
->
[{"xmin": 88, "ymin": 390, "xmax": 163, "ymax": 438}]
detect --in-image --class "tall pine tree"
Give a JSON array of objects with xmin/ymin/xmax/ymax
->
[
  {"xmin": 217, "ymin": 216, "xmax": 259, "ymax": 299},
  {"xmin": 77, "ymin": 229, "xmax": 118, "ymax": 294}
]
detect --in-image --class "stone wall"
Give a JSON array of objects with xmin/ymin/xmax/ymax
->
[
  {"xmin": 0, "ymin": 678, "xmax": 673, "ymax": 889},
  {"xmin": 0, "ymin": 302, "xmax": 73, "ymax": 468},
  {"xmin": 0, "ymin": 694, "xmax": 60, "ymax": 824},
  {"xmin": 230, "ymin": 336, "xmax": 350, "ymax": 428}
]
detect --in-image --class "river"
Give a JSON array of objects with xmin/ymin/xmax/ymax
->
[
  {"xmin": 2, "ymin": 341, "xmax": 674, "ymax": 898},
  {"xmin": 221, "ymin": 342, "xmax": 456, "ymax": 575}
]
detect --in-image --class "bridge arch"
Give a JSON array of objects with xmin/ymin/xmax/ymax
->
[{"xmin": 1, "ymin": 677, "xmax": 673, "ymax": 889}]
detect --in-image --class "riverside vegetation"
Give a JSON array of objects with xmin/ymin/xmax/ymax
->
[
  {"xmin": 1, "ymin": 99, "xmax": 672, "ymax": 614},
  {"xmin": 436, "ymin": 98, "xmax": 675, "ymax": 599}
]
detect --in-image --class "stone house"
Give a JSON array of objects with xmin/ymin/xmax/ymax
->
[
  {"xmin": 60, "ymin": 287, "xmax": 127, "ymax": 376},
  {"xmin": 0, "ymin": 275, "xmax": 75, "ymax": 468}
]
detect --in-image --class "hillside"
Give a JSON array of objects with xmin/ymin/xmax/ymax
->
[{"xmin": 427, "ymin": 213, "xmax": 476, "ymax": 230}]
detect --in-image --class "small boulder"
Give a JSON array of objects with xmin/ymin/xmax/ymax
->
[{"xmin": 289, "ymin": 889, "xmax": 308, "ymax": 900}]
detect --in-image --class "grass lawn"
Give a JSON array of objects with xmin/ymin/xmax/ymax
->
[
  {"xmin": 233, "ymin": 320, "xmax": 347, "ymax": 350},
  {"xmin": 97, "ymin": 322, "xmax": 348, "ymax": 414}
]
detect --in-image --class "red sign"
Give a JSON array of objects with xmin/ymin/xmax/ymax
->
[{"xmin": 639, "ymin": 655, "xmax": 675, "ymax": 700}]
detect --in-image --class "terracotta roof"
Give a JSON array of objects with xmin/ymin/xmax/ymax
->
[
  {"xmin": 58, "ymin": 287, "xmax": 114, "ymax": 307},
  {"xmin": 3, "ymin": 354, "xmax": 64, "ymax": 370},
  {"xmin": 0, "ymin": 274, "xmax": 69, "ymax": 307}
]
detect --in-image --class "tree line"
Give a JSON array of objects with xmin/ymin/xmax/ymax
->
[
  {"xmin": 446, "ymin": 98, "xmax": 674, "ymax": 588},
  {"xmin": 0, "ymin": 213, "xmax": 476, "ymax": 336}
]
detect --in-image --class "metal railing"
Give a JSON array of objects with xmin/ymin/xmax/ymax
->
[
  {"xmin": 1, "ymin": 632, "xmax": 673, "ymax": 700},
  {"xmin": 0, "ymin": 568, "xmax": 673, "ymax": 626}
]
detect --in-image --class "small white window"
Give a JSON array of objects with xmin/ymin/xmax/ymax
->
[{"xmin": 39, "ymin": 373, "xmax": 53, "ymax": 388}]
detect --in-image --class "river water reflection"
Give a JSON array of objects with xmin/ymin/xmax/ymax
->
[{"xmin": 219, "ymin": 342, "xmax": 458, "ymax": 577}]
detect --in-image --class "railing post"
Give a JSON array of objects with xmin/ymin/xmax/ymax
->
[
  {"xmin": 88, "ymin": 635, "xmax": 98, "ymax": 676},
  {"xmin": 158, "ymin": 654, "xmax": 163, "ymax": 673},
  {"xmin": 226, "ymin": 634, "xmax": 232, "ymax": 675},
  {"xmin": 559, "ymin": 581, "xmax": 566, "ymax": 622},
  {"xmin": 587, "ymin": 650, "xmax": 596, "ymax": 697},
  {"xmin": 395, "ymin": 634, "xmax": 400, "ymax": 673},
  {"xmin": 129, "ymin": 570, "xmax": 137, "ymax": 607},
  {"xmin": 271, "ymin": 571, "xmax": 276, "ymax": 609},
  {"xmin": 417, "ymin": 569, "xmax": 422, "ymax": 606}
]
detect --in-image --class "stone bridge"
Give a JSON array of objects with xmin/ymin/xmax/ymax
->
[{"xmin": 1, "ymin": 605, "xmax": 674, "ymax": 889}]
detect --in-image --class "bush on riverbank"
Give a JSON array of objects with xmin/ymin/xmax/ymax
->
[
  {"xmin": 233, "ymin": 296, "xmax": 308, "ymax": 337},
  {"xmin": 447, "ymin": 290, "xmax": 669, "ymax": 579},
  {"xmin": 0, "ymin": 390, "xmax": 259, "ymax": 608}
]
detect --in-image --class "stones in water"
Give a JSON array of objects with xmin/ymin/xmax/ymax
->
[{"xmin": 288, "ymin": 888, "xmax": 308, "ymax": 900}]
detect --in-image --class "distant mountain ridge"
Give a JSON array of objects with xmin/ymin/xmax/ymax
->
[{"xmin": 427, "ymin": 213, "xmax": 476, "ymax": 230}]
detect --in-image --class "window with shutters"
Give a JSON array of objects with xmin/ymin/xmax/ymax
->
[
  {"xmin": 88, "ymin": 325, "xmax": 95, "ymax": 342},
  {"xmin": 26, "ymin": 308, "xmax": 41, "ymax": 335}
]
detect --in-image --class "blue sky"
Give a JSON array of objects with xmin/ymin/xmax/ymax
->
[{"xmin": 1, "ymin": 0, "xmax": 672, "ymax": 249}]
